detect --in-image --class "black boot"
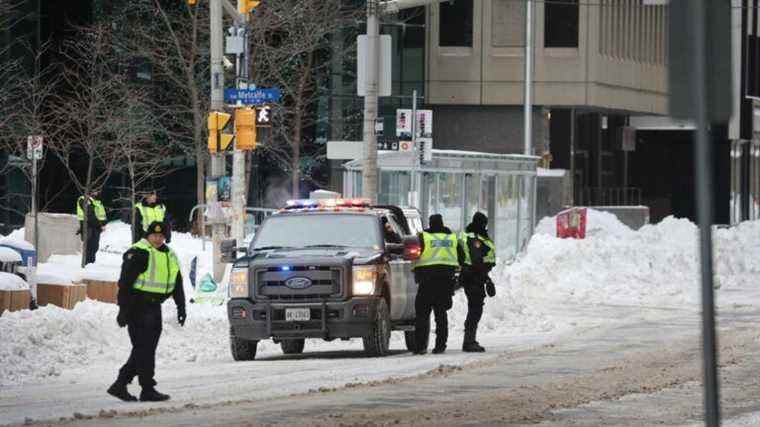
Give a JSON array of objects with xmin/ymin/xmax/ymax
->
[
  {"xmin": 107, "ymin": 382, "xmax": 137, "ymax": 402},
  {"xmin": 432, "ymin": 345, "xmax": 446, "ymax": 354},
  {"xmin": 462, "ymin": 329, "xmax": 485, "ymax": 352},
  {"xmin": 140, "ymin": 388, "xmax": 170, "ymax": 402}
]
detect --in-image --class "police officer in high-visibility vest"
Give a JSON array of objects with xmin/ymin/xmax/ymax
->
[
  {"xmin": 460, "ymin": 212, "xmax": 497, "ymax": 352},
  {"xmin": 132, "ymin": 191, "xmax": 171, "ymax": 244},
  {"xmin": 109, "ymin": 221, "xmax": 186, "ymax": 402},
  {"xmin": 412, "ymin": 214, "xmax": 464, "ymax": 355},
  {"xmin": 76, "ymin": 190, "xmax": 107, "ymax": 265}
]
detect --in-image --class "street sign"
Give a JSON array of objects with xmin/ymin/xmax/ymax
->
[
  {"xmin": 26, "ymin": 136, "xmax": 43, "ymax": 160},
  {"xmin": 377, "ymin": 137, "xmax": 398, "ymax": 151},
  {"xmin": 375, "ymin": 118, "xmax": 384, "ymax": 136},
  {"xmin": 224, "ymin": 88, "xmax": 281, "ymax": 105},
  {"xmin": 396, "ymin": 109, "xmax": 433, "ymax": 139}
]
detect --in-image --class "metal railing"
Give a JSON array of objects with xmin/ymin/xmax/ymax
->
[{"xmin": 577, "ymin": 187, "xmax": 642, "ymax": 206}]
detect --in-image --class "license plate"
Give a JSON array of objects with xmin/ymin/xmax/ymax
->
[{"xmin": 285, "ymin": 308, "xmax": 310, "ymax": 322}]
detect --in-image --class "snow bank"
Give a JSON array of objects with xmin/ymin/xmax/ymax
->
[
  {"xmin": 0, "ymin": 272, "xmax": 29, "ymax": 290},
  {"xmin": 0, "ymin": 247, "xmax": 22, "ymax": 263},
  {"xmin": 503, "ymin": 211, "xmax": 760, "ymax": 308}
]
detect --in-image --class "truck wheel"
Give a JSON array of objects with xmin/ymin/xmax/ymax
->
[
  {"xmin": 280, "ymin": 339, "xmax": 305, "ymax": 354},
  {"xmin": 363, "ymin": 299, "xmax": 391, "ymax": 357},
  {"xmin": 404, "ymin": 330, "xmax": 427, "ymax": 353},
  {"xmin": 229, "ymin": 327, "xmax": 258, "ymax": 361}
]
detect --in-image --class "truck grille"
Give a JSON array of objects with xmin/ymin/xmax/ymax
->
[{"xmin": 255, "ymin": 267, "xmax": 343, "ymax": 300}]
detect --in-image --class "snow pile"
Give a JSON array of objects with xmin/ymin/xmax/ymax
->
[
  {"xmin": 535, "ymin": 208, "xmax": 634, "ymax": 238},
  {"xmin": 0, "ymin": 246, "xmax": 22, "ymax": 263},
  {"xmin": 503, "ymin": 211, "xmax": 760, "ymax": 308},
  {"xmin": 0, "ymin": 272, "xmax": 29, "ymax": 291}
]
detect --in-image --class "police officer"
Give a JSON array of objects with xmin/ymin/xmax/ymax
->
[
  {"xmin": 460, "ymin": 212, "xmax": 497, "ymax": 352},
  {"xmin": 76, "ymin": 189, "xmax": 107, "ymax": 265},
  {"xmin": 133, "ymin": 191, "xmax": 171, "ymax": 244},
  {"xmin": 412, "ymin": 214, "xmax": 463, "ymax": 355},
  {"xmin": 108, "ymin": 221, "xmax": 186, "ymax": 402}
]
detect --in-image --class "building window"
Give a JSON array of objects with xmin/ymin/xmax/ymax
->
[
  {"xmin": 492, "ymin": 0, "xmax": 525, "ymax": 47},
  {"xmin": 544, "ymin": 0, "xmax": 579, "ymax": 48},
  {"xmin": 439, "ymin": 0, "xmax": 473, "ymax": 47}
]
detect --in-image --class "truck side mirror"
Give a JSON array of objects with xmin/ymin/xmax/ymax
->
[
  {"xmin": 220, "ymin": 239, "xmax": 238, "ymax": 263},
  {"xmin": 402, "ymin": 236, "xmax": 421, "ymax": 261},
  {"xmin": 385, "ymin": 243, "xmax": 404, "ymax": 255}
]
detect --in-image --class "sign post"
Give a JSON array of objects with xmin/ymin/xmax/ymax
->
[{"xmin": 26, "ymin": 135, "xmax": 42, "ymax": 304}]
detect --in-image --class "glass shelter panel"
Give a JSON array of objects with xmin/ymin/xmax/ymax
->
[
  {"xmin": 439, "ymin": 173, "xmax": 464, "ymax": 232},
  {"xmin": 379, "ymin": 171, "xmax": 410, "ymax": 206},
  {"xmin": 518, "ymin": 176, "xmax": 534, "ymax": 251},
  {"xmin": 496, "ymin": 175, "xmax": 518, "ymax": 260},
  {"xmin": 465, "ymin": 174, "xmax": 480, "ymax": 228}
]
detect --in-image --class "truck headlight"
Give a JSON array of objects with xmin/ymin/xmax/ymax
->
[
  {"xmin": 229, "ymin": 268, "xmax": 249, "ymax": 298},
  {"xmin": 352, "ymin": 265, "xmax": 377, "ymax": 295}
]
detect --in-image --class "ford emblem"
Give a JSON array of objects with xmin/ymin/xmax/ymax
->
[{"xmin": 284, "ymin": 277, "xmax": 312, "ymax": 289}]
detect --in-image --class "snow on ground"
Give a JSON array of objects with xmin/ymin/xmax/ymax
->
[
  {"xmin": 0, "ymin": 272, "xmax": 29, "ymax": 291},
  {"xmin": 1, "ymin": 212, "xmax": 759, "ymax": 390}
]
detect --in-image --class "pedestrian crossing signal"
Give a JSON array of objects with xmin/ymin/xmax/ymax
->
[{"xmin": 239, "ymin": 0, "xmax": 261, "ymax": 13}]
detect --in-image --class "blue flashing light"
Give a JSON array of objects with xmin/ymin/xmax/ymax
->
[{"xmin": 281, "ymin": 266, "xmax": 291, "ymax": 271}]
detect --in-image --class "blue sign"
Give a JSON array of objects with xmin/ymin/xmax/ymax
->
[{"xmin": 224, "ymin": 88, "xmax": 281, "ymax": 105}]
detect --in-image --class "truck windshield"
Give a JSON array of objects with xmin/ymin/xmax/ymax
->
[{"xmin": 253, "ymin": 214, "xmax": 381, "ymax": 250}]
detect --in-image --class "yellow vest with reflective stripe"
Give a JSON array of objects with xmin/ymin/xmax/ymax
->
[
  {"xmin": 136, "ymin": 203, "xmax": 166, "ymax": 232},
  {"xmin": 132, "ymin": 239, "xmax": 179, "ymax": 295},
  {"xmin": 77, "ymin": 196, "xmax": 107, "ymax": 222},
  {"xmin": 413, "ymin": 232, "xmax": 459, "ymax": 269},
  {"xmin": 461, "ymin": 232, "xmax": 496, "ymax": 266}
]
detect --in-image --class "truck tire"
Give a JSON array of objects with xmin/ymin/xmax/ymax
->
[
  {"xmin": 229, "ymin": 327, "xmax": 258, "ymax": 361},
  {"xmin": 280, "ymin": 339, "xmax": 305, "ymax": 354},
  {"xmin": 363, "ymin": 299, "xmax": 391, "ymax": 357},
  {"xmin": 404, "ymin": 330, "xmax": 427, "ymax": 353}
]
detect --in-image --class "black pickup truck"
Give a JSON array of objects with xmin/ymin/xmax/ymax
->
[{"xmin": 224, "ymin": 198, "xmax": 423, "ymax": 360}]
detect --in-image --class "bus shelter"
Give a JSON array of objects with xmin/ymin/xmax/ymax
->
[{"xmin": 343, "ymin": 150, "xmax": 539, "ymax": 260}]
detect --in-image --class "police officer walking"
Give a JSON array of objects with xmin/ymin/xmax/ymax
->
[
  {"xmin": 412, "ymin": 214, "xmax": 462, "ymax": 355},
  {"xmin": 133, "ymin": 191, "xmax": 171, "ymax": 244},
  {"xmin": 76, "ymin": 189, "xmax": 107, "ymax": 265},
  {"xmin": 460, "ymin": 212, "xmax": 497, "ymax": 352},
  {"xmin": 108, "ymin": 221, "xmax": 186, "ymax": 402}
]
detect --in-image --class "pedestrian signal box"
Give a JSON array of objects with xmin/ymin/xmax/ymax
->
[
  {"xmin": 239, "ymin": 0, "xmax": 261, "ymax": 13},
  {"xmin": 235, "ymin": 108, "xmax": 257, "ymax": 150},
  {"xmin": 208, "ymin": 111, "xmax": 234, "ymax": 153}
]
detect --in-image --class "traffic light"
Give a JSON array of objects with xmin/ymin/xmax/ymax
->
[
  {"xmin": 235, "ymin": 108, "xmax": 257, "ymax": 150},
  {"xmin": 239, "ymin": 0, "xmax": 261, "ymax": 13},
  {"xmin": 187, "ymin": 0, "xmax": 197, "ymax": 5},
  {"xmin": 208, "ymin": 111, "xmax": 234, "ymax": 153}
]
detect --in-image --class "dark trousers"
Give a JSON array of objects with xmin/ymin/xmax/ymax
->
[
  {"xmin": 117, "ymin": 303, "xmax": 162, "ymax": 389},
  {"xmin": 81, "ymin": 228, "xmax": 100, "ymax": 265},
  {"xmin": 462, "ymin": 271, "xmax": 486, "ymax": 342},
  {"xmin": 414, "ymin": 284, "xmax": 450, "ymax": 350}
]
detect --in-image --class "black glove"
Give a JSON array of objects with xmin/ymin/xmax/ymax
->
[
  {"xmin": 116, "ymin": 308, "xmax": 128, "ymax": 328},
  {"xmin": 485, "ymin": 277, "xmax": 496, "ymax": 298},
  {"xmin": 177, "ymin": 307, "xmax": 186, "ymax": 327}
]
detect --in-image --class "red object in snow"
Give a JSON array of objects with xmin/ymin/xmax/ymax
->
[{"xmin": 556, "ymin": 207, "xmax": 587, "ymax": 239}]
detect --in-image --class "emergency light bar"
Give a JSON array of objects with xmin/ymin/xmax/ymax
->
[{"xmin": 283, "ymin": 198, "xmax": 372, "ymax": 210}]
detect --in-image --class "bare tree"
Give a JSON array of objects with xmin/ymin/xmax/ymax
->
[
  {"xmin": 45, "ymin": 23, "xmax": 129, "ymax": 267},
  {"xmin": 122, "ymin": 0, "xmax": 211, "ymax": 219},
  {"xmin": 250, "ymin": 0, "xmax": 360, "ymax": 197}
]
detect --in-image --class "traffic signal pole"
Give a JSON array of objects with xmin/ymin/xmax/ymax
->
[
  {"xmin": 231, "ymin": 1, "xmax": 250, "ymax": 249},
  {"xmin": 210, "ymin": 0, "xmax": 226, "ymax": 282}
]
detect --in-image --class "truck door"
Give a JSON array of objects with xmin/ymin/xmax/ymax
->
[{"xmin": 384, "ymin": 215, "xmax": 416, "ymax": 321}]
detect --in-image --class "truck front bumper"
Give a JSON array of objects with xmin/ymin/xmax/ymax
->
[{"xmin": 228, "ymin": 298, "xmax": 380, "ymax": 341}]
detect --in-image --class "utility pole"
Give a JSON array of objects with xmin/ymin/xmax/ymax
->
[
  {"xmin": 210, "ymin": 0, "xmax": 226, "ymax": 282},
  {"xmin": 523, "ymin": 0, "xmax": 534, "ymax": 156},
  {"xmin": 361, "ymin": 0, "xmax": 380, "ymax": 203},
  {"xmin": 411, "ymin": 89, "xmax": 418, "ymax": 198}
]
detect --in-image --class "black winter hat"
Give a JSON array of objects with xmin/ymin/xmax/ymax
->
[
  {"xmin": 428, "ymin": 214, "xmax": 444, "ymax": 229},
  {"xmin": 472, "ymin": 212, "xmax": 488, "ymax": 227},
  {"xmin": 146, "ymin": 221, "xmax": 168, "ymax": 238}
]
